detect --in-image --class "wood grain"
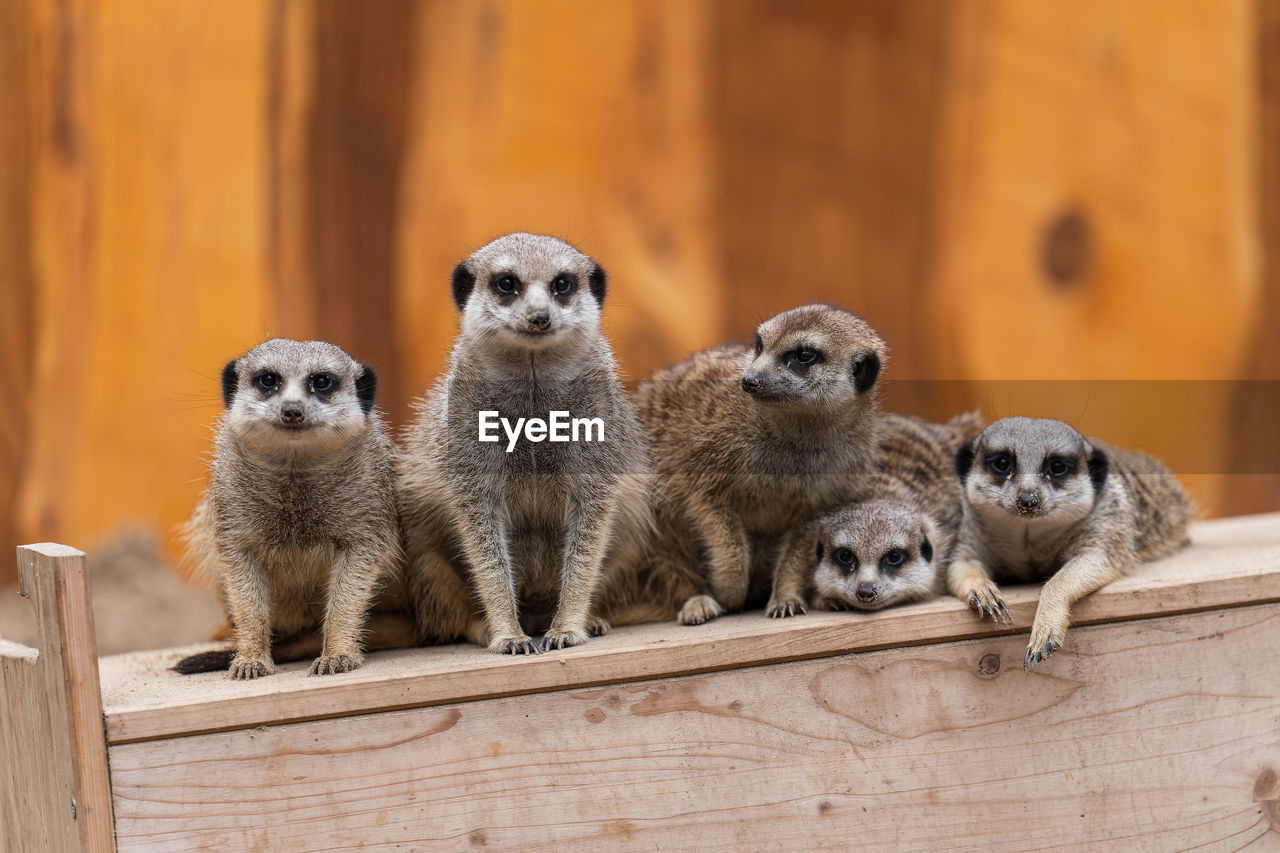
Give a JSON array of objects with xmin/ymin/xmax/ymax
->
[
  {"xmin": 0, "ymin": 545, "xmax": 113, "ymax": 852},
  {"xmin": 106, "ymin": 602, "xmax": 1280, "ymax": 851},
  {"xmin": 98, "ymin": 513, "xmax": 1280, "ymax": 745}
]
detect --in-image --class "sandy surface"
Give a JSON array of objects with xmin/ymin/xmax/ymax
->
[{"xmin": 0, "ymin": 527, "xmax": 223, "ymax": 655}]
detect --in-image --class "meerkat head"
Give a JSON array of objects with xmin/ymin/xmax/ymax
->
[
  {"xmin": 740, "ymin": 304, "xmax": 886, "ymax": 412},
  {"xmin": 220, "ymin": 338, "xmax": 377, "ymax": 457},
  {"xmin": 812, "ymin": 501, "xmax": 940, "ymax": 611},
  {"xmin": 956, "ymin": 416, "xmax": 1108, "ymax": 527},
  {"xmin": 450, "ymin": 232, "xmax": 607, "ymax": 355}
]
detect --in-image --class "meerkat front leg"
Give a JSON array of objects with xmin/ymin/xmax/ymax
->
[
  {"xmin": 542, "ymin": 491, "xmax": 617, "ymax": 651},
  {"xmin": 455, "ymin": 497, "xmax": 538, "ymax": 655},
  {"xmin": 680, "ymin": 497, "xmax": 751, "ymax": 625},
  {"xmin": 1025, "ymin": 548, "xmax": 1124, "ymax": 670},
  {"xmin": 947, "ymin": 542, "xmax": 1010, "ymax": 623},
  {"xmin": 221, "ymin": 551, "xmax": 276, "ymax": 680},
  {"xmin": 767, "ymin": 521, "xmax": 818, "ymax": 618},
  {"xmin": 311, "ymin": 545, "xmax": 386, "ymax": 675}
]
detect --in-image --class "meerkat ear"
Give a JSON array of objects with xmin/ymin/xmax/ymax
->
[
  {"xmin": 850, "ymin": 351, "xmax": 881, "ymax": 393},
  {"xmin": 1088, "ymin": 447, "xmax": 1109, "ymax": 492},
  {"xmin": 220, "ymin": 360, "xmax": 238, "ymax": 409},
  {"xmin": 956, "ymin": 440, "xmax": 976, "ymax": 481},
  {"xmin": 920, "ymin": 531, "xmax": 934, "ymax": 563},
  {"xmin": 451, "ymin": 262, "xmax": 477, "ymax": 311},
  {"xmin": 815, "ymin": 538, "xmax": 824, "ymax": 563},
  {"xmin": 588, "ymin": 262, "xmax": 607, "ymax": 305},
  {"xmin": 355, "ymin": 365, "xmax": 377, "ymax": 414}
]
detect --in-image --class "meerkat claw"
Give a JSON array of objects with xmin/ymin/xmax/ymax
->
[
  {"xmin": 766, "ymin": 600, "xmax": 806, "ymax": 618},
  {"xmin": 495, "ymin": 637, "xmax": 541, "ymax": 655}
]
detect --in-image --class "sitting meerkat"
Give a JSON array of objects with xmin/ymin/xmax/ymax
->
[
  {"xmin": 399, "ymin": 233, "xmax": 650, "ymax": 655},
  {"xmin": 178, "ymin": 339, "xmax": 404, "ymax": 679},
  {"xmin": 951, "ymin": 416, "xmax": 1192, "ymax": 669},
  {"xmin": 793, "ymin": 411, "xmax": 984, "ymax": 613},
  {"xmin": 631, "ymin": 304, "xmax": 887, "ymax": 626}
]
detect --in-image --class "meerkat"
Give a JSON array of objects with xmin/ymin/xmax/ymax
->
[
  {"xmin": 629, "ymin": 304, "xmax": 887, "ymax": 626},
  {"xmin": 796, "ymin": 411, "xmax": 984, "ymax": 613},
  {"xmin": 176, "ymin": 338, "xmax": 405, "ymax": 679},
  {"xmin": 398, "ymin": 233, "xmax": 651, "ymax": 655},
  {"xmin": 951, "ymin": 416, "xmax": 1192, "ymax": 669}
]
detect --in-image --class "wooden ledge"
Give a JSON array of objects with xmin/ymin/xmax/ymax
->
[{"xmin": 97, "ymin": 512, "xmax": 1280, "ymax": 745}]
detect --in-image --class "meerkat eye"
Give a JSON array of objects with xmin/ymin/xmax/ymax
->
[
  {"xmin": 254, "ymin": 372, "xmax": 280, "ymax": 392},
  {"xmin": 754, "ymin": 334, "xmax": 764, "ymax": 356},
  {"xmin": 880, "ymin": 549, "xmax": 908, "ymax": 572},
  {"xmin": 309, "ymin": 373, "xmax": 336, "ymax": 394},
  {"xmin": 987, "ymin": 453, "xmax": 1013, "ymax": 475},
  {"xmin": 1046, "ymin": 457, "xmax": 1072, "ymax": 479},
  {"xmin": 551, "ymin": 274, "xmax": 577, "ymax": 296},
  {"xmin": 785, "ymin": 348, "xmax": 823, "ymax": 372},
  {"xmin": 833, "ymin": 548, "xmax": 856, "ymax": 571},
  {"xmin": 492, "ymin": 273, "xmax": 519, "ymax": 295}
]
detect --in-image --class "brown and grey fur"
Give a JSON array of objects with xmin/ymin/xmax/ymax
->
[
  {"xmin": 787, "ymin": 411, "xmax": 984, "ymax": 614},
  {"xmin": 951, "ymin": 416, "xmax": 1192, "ymax": 669},
  {"xmin": 621, "ymin": 304, "xmax": 887, "ymax": 626},
  {"xmin": 179, "ymin": 339, "xmax": 404, "ymax": 679},
  {"xmin": 398, "ymin": 233, "xmax": 651, "ymax": 655}
]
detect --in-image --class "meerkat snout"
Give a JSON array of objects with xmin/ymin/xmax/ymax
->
[
  {"xmin": 855, "ymin": 582, "xmax": 877, "ymax": 603},
  {"xmin": 279, "ymin": 401, "xmax": 305, "ymax": 426}
]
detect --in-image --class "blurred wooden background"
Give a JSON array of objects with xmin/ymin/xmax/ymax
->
[{"xmin": 1, "ymin": 0, "xmax": 1277, "ymax": 584}]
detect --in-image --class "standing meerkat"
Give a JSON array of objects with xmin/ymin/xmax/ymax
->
[
  {"xmin": 951, "ymin": 416, "xmax": 1192, "ymax": 669},
  {"xmin": 179, "ymin": 339, "xmax": 404, "ymax": 679},
  {"xmin": 399, "ymin": 233, "xmax": 650, "ymax": 655},
  {"xmin": 630, "ymin": 304, "xmax": 887, "ymax": 626},
  {"xmin": 787, "ymin": 411, "xmax": 984, "ymax": 614}
]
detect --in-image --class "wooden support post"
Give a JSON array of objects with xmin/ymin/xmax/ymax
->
[{"xmin": 0, "ymin": 544, "xmax": 114, "ymax": 852}]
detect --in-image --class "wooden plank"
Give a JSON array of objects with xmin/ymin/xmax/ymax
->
[
  {"xmin": 98, "ymin": 513, "xmax": 1280, "ymax": 745},
  {"xmin": 0, "ymin": 545, "xmax": 114, "ymax": 852},
  {"xmin": 930, "ymin": 0, "xmax": 1259, "ymax": 518},
  {"xmin": 0, "ymin": 0, "xmax": 33, "ymax": 586},
  {"xmin": 710, "ymin": 0, "xmax": 951, "ymax": 383},
  {"xmin": 106, "ymin": 602, "xmax": 1280, "ymax": 851},
  {"xmin": 1223, "ymin": 0, "xmax": 1280, "ymax": 516}
]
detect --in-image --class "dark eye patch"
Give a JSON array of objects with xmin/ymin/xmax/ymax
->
[
  {"xmin": 309, "ymin": 373, "xmax": 338, "ymax": 394},
  {"xmin": 986, "ymin": 451, "xmax": 1015, "ymax": 477},
  {"xmin": 832, "ymin": 547, "xmax": 857, "ymax": 572},
  {"xmin": 754, "ymin": 334, "xmax": 763, "ymax": 356},
  {"xmin": 489, "ymin": 272, "xmax": 521, "ymax": 300},
  {"xmin": 552, "ymin": 273, "xmax": 577, "ymax": 298},
  {"xmin": 1044, "ymin": 455, "xmax": 1077, "ymax": 481},
  {"xmin": 253, "ymin": 371, "xmax": 281, "ymax": 394},
  {"xmin": 784, "ymin": 347, "xmax": 824, "ymax": 373},
  {"xmin": 880, "ymin": 548, "xmax": 908, "ymax": 573}
]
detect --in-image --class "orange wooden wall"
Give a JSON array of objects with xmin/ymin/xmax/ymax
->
[{"xmin": 2, "ymin": 0, "xmax": 1277, "ymax": 583}]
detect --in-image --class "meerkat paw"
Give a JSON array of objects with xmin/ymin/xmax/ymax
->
[
  {"xmin": 491, "ymin": 634, "xmax": 541, "ymax": 655},
  {"xmin": 539, "ymin": 627, "xmax": 591, "ymax": 651},
  {"xmin": 962, "ymin": 580, "xmax": 1010, "ymax": 624},
  {"xmin": 227, "ymin": 656, "xmax": 275, "ymax": 680},
  {"xmin": 678, "ymin": 595, "xmax": 725, "ymax": 626},
  {"xmin": 309, "ymin": 653, "xmax": 363, "ymax": 676},
  {"xmin": 766, "ymin": 597, "xmax": 807, "ymax": 619},
  {"xmin": 1024, "ymin": 614, "xmax": 1068, "ymax": 670},
  {"xmin": 586, "ymin": 616, "xmax": 611, "ymax": 637}
]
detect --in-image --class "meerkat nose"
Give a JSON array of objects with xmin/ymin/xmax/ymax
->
[
  {"xmin": 1016, "ymin": 491, "xmax": 1041, "ymax": 512},
  {"xmin": 855, "ymin": 583, "xmax": 877, "ymax": 602},
  {"xmin": 280, "ymin": 403, "xmax": 305, "ymax": 425},
  {"xmin": 526, "ymin": 311, "xmax": 551, "ymax": 331},
  {"xmin": 741, "ymin": 374, "xmax": 761, "ymax": 393}
]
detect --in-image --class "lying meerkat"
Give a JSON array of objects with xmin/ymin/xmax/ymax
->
[
  {"xmin": 399, "ymin": 233, "xmax": 651, "ymax": 655},
  {"xmin": 630, "ymin": 304, "xmax": 887, "ymax": 626},
  {"xmin": 177, "ymin": 338, "xmax": 405, "ymax": 679},
  {"xmin": 951, "ymin": 416, "xmax": 1192, "ymax": 669},
  {"xmin": 794, "ymin": 411, "xmax": 984, "ymax": 613}
]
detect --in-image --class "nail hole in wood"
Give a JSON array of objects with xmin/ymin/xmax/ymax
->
[{"xmin": 979, "ymin": 653, "xmax": 1001, "ymax": 676}]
